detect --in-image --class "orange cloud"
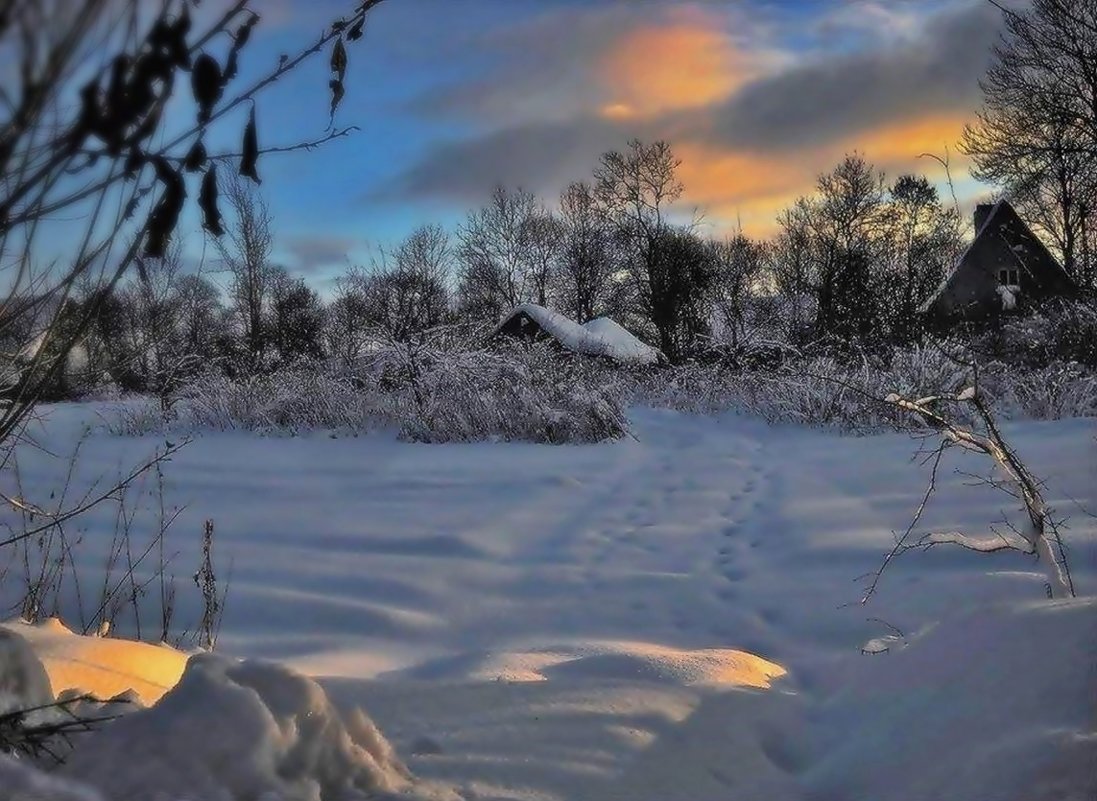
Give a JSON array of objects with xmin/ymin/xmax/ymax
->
[
  {"xmin": 596, "ymin": 16, "xmax": 757, "ymax": 119},
  {"xmin": 674, "ymin": 113, "xmax": 975, "ymax": 237}
]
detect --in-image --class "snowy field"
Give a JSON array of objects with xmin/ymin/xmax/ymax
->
[{"xmin": 2, "ymin": 403, "xmax": 1096, "ymax": 800}]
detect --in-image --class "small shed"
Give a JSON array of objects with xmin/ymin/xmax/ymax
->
[
  {"xmin": 920, "ymin": 200, "xmax": 1077, "ymax": 327},
  {"xmin": 492, "ymin": 304, "xmax": 663, "ymax": 365}
]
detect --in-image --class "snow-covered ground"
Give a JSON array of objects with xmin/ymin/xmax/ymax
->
[{"xmin": 2, "ymin": 403, "xmax": 1095, "ymax": 800}]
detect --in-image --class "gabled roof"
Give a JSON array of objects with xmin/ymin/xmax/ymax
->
[
  {"xmin": 918, "ymin": 200, "xmax": 1006, "ymax": 315},
  {"xmin": 493, "ymin": 304, "xmax": 662, "ymax": 365},
  {"xmin": 919, "ymin": 200, "xmax": 1073, "ymax": 315}
]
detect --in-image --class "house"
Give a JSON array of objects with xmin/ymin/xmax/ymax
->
[
  {"xmin": 920, "ymin": 200, "xmax": 1078, "ymax": 327},
  {"xmin": 492, "ymin": 304, "xmax": 663, "ymax": 365}
]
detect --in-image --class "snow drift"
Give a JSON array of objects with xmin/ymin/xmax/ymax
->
[
  {"xmin": 60, "ymin": 653, "xmax": 458, "ymax": 801},
  {"xmin": 3, "ymin": 618, "xmax": 188, "ymax": 706}
]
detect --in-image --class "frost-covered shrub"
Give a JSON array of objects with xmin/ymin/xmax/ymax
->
[
  {"xmin": 107, "ymin": 340, "xmax": 631, "ymax": 444},
  {"xmin": 974, "ymin": 300, "xmax": 1097, "ymax": 368},
  {"xmin": 364, "ymin": 338, "xmax": 630, "ymax": 444},
  {"xmin": 173, "ymin": 367, "xmax": 389, "ymax": 434},
  {"xmin": 102, "ymin": 396, "xmax": 170, "ymax": 436},
  {"xmin": 633, "ymin": 342, "xmax": 1097, "ymax": 432},
  {"xmin": 988, "ymin": 361, "xmax": 1097, "ymax": 420}
]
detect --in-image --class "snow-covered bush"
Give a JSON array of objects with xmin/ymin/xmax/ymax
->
[
  {"xmin": 109, "ymin": 339, "xmax": 632, "ymax": 444},
  {"xmin": 179, "ymin": 368, "xmax": 387, "ymax": 433},
  {"xmin": 974, "ymin": 299, "xmax": 1097, "ymax": 368},
  {"xmin": 989, "ymin": 361, "xmax": 1097, "ymax": 420},
  {"xmin": 362, "ymin": 338, "xmax": 630, "ymax": 444},
  {"xmin": 633, "ymin": 342, "xmax": 1097, "ymax": 432}
]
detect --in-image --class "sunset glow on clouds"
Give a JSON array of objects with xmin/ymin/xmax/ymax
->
[
  {"xmin": 235, "ymin": 0, "xmax": 1007, "ymax": 276},
  {"xmin": 595, "ymin": 11, "xmax": 770, "ymax": 121}
]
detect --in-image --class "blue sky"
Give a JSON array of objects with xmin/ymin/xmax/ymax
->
[{"xmin": 157, "ymin": 0, "xmax": 1008, "ymax": 287}]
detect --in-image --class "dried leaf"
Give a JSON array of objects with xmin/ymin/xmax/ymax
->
[
  {"xmin": 224, "ymin": 50, "xmax": 239, "ymax": 84},
  {"xmin": 191, "ymin": 53, "xmax": 223, "ymax": 124},
  {"xmin": 183, "ymin": 139, "xmax": 207, "ymax": 172},
  {"xmin": 347, "ymin": 18, "xmax": 365, "ymax": 41},
  {"xmin": 224, "ymin": 16, "xmax": 258, "ymax": 84},
  {"xmin": 239, "ymin": 106, "xmax": 261, "ymax": 183},
  {"xmin": 331, "ymin": 37, "xmax": 347, "ymax": 81},
  {"xmin": 235, "ymin": 15, "xmax": 258, "ymax": 49},
  {"xmin": 329, "ymin": 78, "xmax": 345, "ymax": 121},
  {"xmin": 145, "ymin": 159, "xmax": 186, "ymax": 258},
  {"xmin": 200, "ymin": 164, "xmax": 224, "ymax": 236}
]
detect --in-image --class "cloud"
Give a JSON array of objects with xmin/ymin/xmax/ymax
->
[
  {"xmin": 381, "ymin": 0, "xmax": 1003, "ymax": 235},
  {"xmin": 281, "ymin": 235, "xmax": 359, "ymax": 274},
  {"xmin": 594, "ymin": 6, "xmax": 780, "ymax": 120},
  {"xmin": 683, "ymin": 113, "xmax": 974, "ymax": 237},
  {"xmin": 698, "ymin": 1, "xmax": 1000, "ymax": 154},
  {"xmin": 406, "ymin": 3, "xmax": 778, "ymax": 128}
]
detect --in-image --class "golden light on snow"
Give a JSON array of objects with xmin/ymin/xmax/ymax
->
[
  {"xmin": 439, "ymin": 641, "xmax": 788, "ymax": 688},
  {"xmin": 3, "ymin": 617, "xmax": 189, "ymax": 705}
]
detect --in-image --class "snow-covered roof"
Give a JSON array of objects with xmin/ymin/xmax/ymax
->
[
  {"xmin": 494, "ymin": 304, "xmax": 661, "ymax": 365},
  {"xmin": 581, "ymin": 316, "xmax": 662, "ymax": 364}
]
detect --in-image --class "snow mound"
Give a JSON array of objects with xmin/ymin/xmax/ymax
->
[
  {"xmin": 0, "ymin": 627, "xmax": 54, "ymax": 714},
  {"xmin": 601, "ymin": 598, "xmax": 1097, "ymax": 801},
  {"xmin": 401, "ymin": 641, "xmax": 786, "ymax": 688},
  {"xmin": 543, "ymin": 644, "xmax": 785, "ymax": 687},
  {"xmin": 61, "ymin": 653, "xmax": 458, "ymax": 801},
  {"xmin": 2, "ymin": 617, "xmax": 188, "ymax": 706},
  {"xmin": 803, "ymin": 597, "xmax": 1097, "ymax": 801},
  {"xmin": 497, "ymin": 304, "xmax": 661, "ymax": 365},
  {"xmin": 0, "ymin": 755, "xmax": 106, "ymax": 801}
]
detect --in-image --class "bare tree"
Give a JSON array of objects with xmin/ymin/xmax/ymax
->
[
  {"xmin": 520, "ymin": 209, "xmax": 563, "ymax": 309},
  {"xmin": 457, "ymin": 186, "xmax": 538, "ymax": 319},
  {"xmin": 362, "ymin": 225, "xmax": 452, "ymax": 340},
  {"xmin": 594, "ymin": 139, "xmax": 692, "ymax": 359},
  {"xmin": 327, "ymin": 265, "xmax": 373, "ymax": 365},
  {"xmin": 709, "ymin": 234, "xmax": 765, "ymax": 352},
  {"xmin": 964, "ymin": 0, "xmax": 1097, "ymax": 285},
  {"xmin": 884, "ymin": 176, "xmax": 962, "ymax": 342},
  {"xmin": 556, "ymin": 181, "xmax": 616, "ymax": 323},
  {"xmin": 267, "ymin": 266, "xmax": 326, "ymax": 365},
  {"xmin": 174, "ymin": 272, "xmax": 227, "ymax": 368},
  {"xmin": 774, "ymin": 155, "xmax": 888, "ymax": 343},
  {"xmin": 216, "ymin": 172, "xmax": 274, "ymax": 371},
  {"xmin": 866, "ymin": 376, "xmax": 1076, "ymax": 602}
]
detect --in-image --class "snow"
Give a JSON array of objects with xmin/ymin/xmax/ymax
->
[
  {"xmin": 496, "ymin": 304, "xmax": 661, "ymax": 364},
  {"xmin": 1, "ymin": 618, "xmax": 188, "ymax": 706},
  {"xmin": 1, "ymin": 403, "xmax": 1095, "ymax": 800},
  {"xmin": 59, "ymin": 653, "xmax": 458, "ymax": 801},
  {"xmin": 581, "ymin": 317, "xmax": 662, "ymax": 365},
  {"xmin": 0, "ymin": 627, "xmax": 54, "ymax": 718},
  {"xmin": 997, "ymin": 283, "xmax": 1019, "ymax": 310},
  {"xmin": 0, "ymin": 754, "xmax": 105, "ymax": 801}
]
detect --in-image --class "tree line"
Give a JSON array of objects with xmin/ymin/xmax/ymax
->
[
  {"xmin": 21, "ymin": 143, "xmax": 967, "ymax": 399},
  {"xmin": 15, "ymin": 0, "xmax": 1097, "ymax": 399}
]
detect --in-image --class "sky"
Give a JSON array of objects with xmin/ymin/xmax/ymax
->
[{"xmin": 175, "ymin": 0, "xmax": 1011, "ymax": 286}]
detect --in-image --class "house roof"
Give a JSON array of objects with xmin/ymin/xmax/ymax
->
[
  {"xmin": 918, "ymin": 200, "xmax": 1072, "ymax": 315},
  {"xmin": 918, "ymin": 200, "xmax": 1006, "ymax": 315},
  {"xmin": 493, "ymin": 304, "xmax": 662, "ymax": 365}
]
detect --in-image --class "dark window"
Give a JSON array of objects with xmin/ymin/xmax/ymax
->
[{"xmin": 998, "ymin": 268, "xmax": 1020, "ymax": 286}]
